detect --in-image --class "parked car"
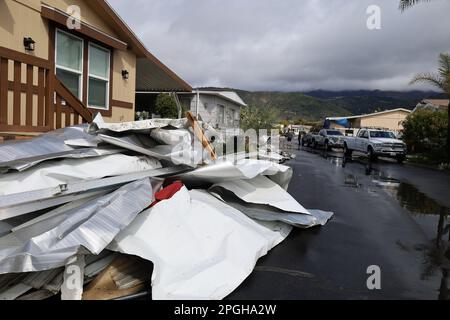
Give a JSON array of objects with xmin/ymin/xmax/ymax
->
[
  {"xmin": 314, "ymin": 129, "xmax": 345, "ymax": 150},
  {"xmin": 342, "ymin": 129, "xmax": 407, "ymax": 163}
]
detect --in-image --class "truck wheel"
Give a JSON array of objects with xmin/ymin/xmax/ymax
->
[
  {"xmin": 368, "ymin": 147, "xmax": 378, "ymax": 162},
  {"xmin": 344, "ymin": 143, "xmax": 352, "ymax": 157},
  {"xmin": 396, "ymin": 155, "xmax": 406, "ymax": 164}
]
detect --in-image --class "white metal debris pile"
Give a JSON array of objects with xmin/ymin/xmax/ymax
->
[{"xmin": 0, "ymin": 114, "xmax": 333, "ymax": 300}]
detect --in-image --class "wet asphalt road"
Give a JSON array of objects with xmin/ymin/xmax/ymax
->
[{"xmin": 228, "ymin": 145, "xmax": 450, "ymax": 300}]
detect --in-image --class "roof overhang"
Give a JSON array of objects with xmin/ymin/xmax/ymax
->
[
  {"xmin": 41, "ymin": 5, "xmax": 128, "ymax": 51},
  {"xmin": 88, "ymin": 0, "xmax": 192, "ymax": 92},
  {"xmin": 327, "ymin": 108, "xmax": 412, "ymax": 121},
  {"xmin": 42, "ymin": 1, "xmax": 192, "ymax": 92},
  {"xmin": 173, "ymin": 91, "xmax": 247, "ymax": 107},
  {"xmin": 136, "ymin": 59, "xmax": 192, "ymax": 92}
]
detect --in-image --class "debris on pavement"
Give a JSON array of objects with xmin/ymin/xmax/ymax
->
[{"xmin": 0, "ymin": 112, "xmax": 334, "ymax": 300}]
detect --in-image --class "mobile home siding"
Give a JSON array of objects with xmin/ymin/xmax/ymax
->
[{"xmin": 0, "ymin": 0, "xmax": 136, "ymax": 129}]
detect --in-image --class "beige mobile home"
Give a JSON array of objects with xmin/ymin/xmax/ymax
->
[{"xmin": 0, "ymin": 0, "xmax": 191, "ymax": 140}]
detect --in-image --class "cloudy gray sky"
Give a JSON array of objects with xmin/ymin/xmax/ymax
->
[{"xmin": 108, "ymin": 0, "xmax": 450, "ymax": 91}]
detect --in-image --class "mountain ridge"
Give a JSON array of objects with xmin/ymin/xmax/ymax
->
[{"xmin": 198, "ymin": 87, "xmax": 445, "ymax": 121}]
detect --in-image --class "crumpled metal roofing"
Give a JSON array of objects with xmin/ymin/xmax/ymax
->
[
  {"xmin": 210, "ymin": 187, "xmax": 333, "ymax": 228},
  {"xmin": 0, "ymin": 179, "xmax": 154, "ymax": 274},
  {"xmin": 180, "ymin": 158, "xmax": 293, "ymax": 189},
  {"xmin": 0, "ymin": 154, "xmax": 161, "ymax": 196},
  {"xmin": 109, "ymin": 187, "xmax": 292, "ymax": 300},
  {"xmin": 0, "ymin": 125, "xmax": 121, "ymax": 172}
]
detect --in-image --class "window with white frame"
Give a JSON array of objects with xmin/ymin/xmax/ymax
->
[
  {"xmin": 218, "ymin": 104, "xmax": 225, "ymax": 126},
  {"xmin": 88, "ymin": 43, "xmax": 110, "ymax": 110},
  {"xmin": 56, "ymin": 30, "xmax": 83, "ymax": 99},
  {"xmin": 230, "ymin": 109, "xmax": 236, "ymax": 127}
]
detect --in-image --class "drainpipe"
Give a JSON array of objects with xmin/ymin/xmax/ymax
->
[{"xmin": 196, "ymin": 90, "xmax": 200, "ymax": 118}]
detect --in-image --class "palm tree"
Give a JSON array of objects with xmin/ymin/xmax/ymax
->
[
  {"xmin": 410, "ymin": 53, "xmax": 450, "ymax": 152},
  {"xmin": 399, "ymin": 0, "xmax": 434, "ymax": 11}
]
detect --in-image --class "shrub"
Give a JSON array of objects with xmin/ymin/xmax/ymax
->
[
  {"xmin": 402, "ymin": 109, "xmax": 448, "ymax": 152},
  {"xmin": 155, "ymin": 94, "xmax": 178, "ymax": 119}
]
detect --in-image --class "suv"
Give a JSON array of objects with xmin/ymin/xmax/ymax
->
[
  {"xmin": 314, "ymin": 129, "xmax": 345, "ymax": 150},
  {"xmin": 301, "ymin": 132, "xmax": 319, "ymax": 147}
]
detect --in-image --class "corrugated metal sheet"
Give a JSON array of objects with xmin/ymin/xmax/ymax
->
[{"xmin": 0, "ymin": 179, "xmax": 154, "ymax": 274}]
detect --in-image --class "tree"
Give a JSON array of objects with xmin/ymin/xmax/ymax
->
[
  {"xmin": 155, "ymin": 93, "xmax": 178, "ymax": 119},
  {"xmin": 240, "ymin": 105, "xmax": 280, "ymax": 132},
  {"xmin": 402, "ymin": 109, "xmax": 448, "ymax": 152},
  {"xmin": 409, "ymin": 53, "xmax": 450, "ymax": 152},
  {"xmin": 399, "ymin": 0, "xmax": 435, "ymax": 11}
]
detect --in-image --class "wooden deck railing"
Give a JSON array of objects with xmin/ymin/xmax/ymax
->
[
  {"xmin": 54, "ymin": 78, "xmax": 93, "ymax": 128},
  {"xmin": 0, "ymin": 46, "xmax": 92, "ymax": 133}
]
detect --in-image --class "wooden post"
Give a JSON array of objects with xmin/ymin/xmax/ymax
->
[{"xmin": 186, "ymin": 111, "xmax": 217, "ymax": 161}]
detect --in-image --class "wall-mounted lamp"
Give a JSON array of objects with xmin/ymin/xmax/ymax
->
[
  {"xmin": 122, "ymin": 70, "xmax": 129, "ymax": 80},
  {"xmin": 23, "ymin": 37, "xmax": 36, "ymax": 52}
]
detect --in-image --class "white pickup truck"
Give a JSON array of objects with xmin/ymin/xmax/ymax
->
[{"xmin": 342, "ymin": 129, "xmax": 407, "ymax": 163}]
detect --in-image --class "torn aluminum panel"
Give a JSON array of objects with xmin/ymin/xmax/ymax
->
[
  {"xmin": 90, "ymin": 117, "xmax": 223, "ymax": 142},
  {"xmin": 0, "ymin": 220, "xmax": 19, "ymax": 238},
  {"xmin": 0, "ymin": 125, "xmax": 109, "ymax": 172},
  {"xmin": 109, "ymin": 187, "xmax": 292, "ymax": 300},
  {"xmin": 0, "ymin": 154, "xmax": 161, "ymax": 196},
  {"xmin": 98, "ymin": 134, "xmax": 200, "ymax": 166},
  {"xmin": 210, "ymin": 188, "xmax": 333, "ymax": 228},
  {"xmin": 0, "ymin": 211, "xmax": 50, "ymax": 237},
  {"xmin": 180, "ymin": 159, "xmax": 293, "ymax": 190},
  {"xmin": 98, "ymin": 134, "xmax": 170, "ymax": 161},
  {"xmin": 150, "ymin": 128, "xmax": 191, "ymax": 145},
  {"xmin": 0, "ymin": 179, "xmax": 153, "ymax": 274},
  {"xmin": 0, "ymin": 190, "xmax": 111, "ymax": 222},
  {"xmin": 0, "ymin": 167, "xmax": 177, "ymax": 220},
  {"xmin": 0, "ymin": 273, "xmax": 28, "ymax": 292},
  {"xmin": 64, "ymin": 139, "xmax": 99, "ymax": 148},
  {"xmin": 211, "ymin": 175, "xmax": 309, "ymax": 214},
  {"xmin": 0, "ymin": 283, "xmax": 32, "ymax": 300},
  {"xmin": 16, "ymin": 289, "xmax": 56, "ymax": 300},
  {"xmin": 11, "ymin": 195, "xmax": 105, "ymax": 233},
  {"xmin": 43, "ymin": 272, "xmax": 64, "ymax": 294},
  {"xmin": 88, "ymin": 118, "xmax": 188, "ymax": 134},
  {"xmin": 4, "ymin": 147, "xmax": 123, "ymax": 172},
  {"xmin": 22, "ymin": 268, "xmax": 64, "ymax": 290},
  {"xmin": 84, "ymin": 253, "xmax": 117, "ymax": 278}
]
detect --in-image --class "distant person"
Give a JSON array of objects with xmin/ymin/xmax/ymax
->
[
  {"xmin": 298, "ymin": 131, "xmax": 303, "ymax": 150},
  {"xmin": 286, "ymin": 130, "xmax": 294, "ymax": 149}
]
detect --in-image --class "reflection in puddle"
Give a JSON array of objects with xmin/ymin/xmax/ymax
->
[
  {"xmin": 344, "ymin": 174, "xmax": 359, "ymax": 188},
  {"xmin": 301, "ymin": 147, "xmax": 344, "ymax": 167},
  {"xmin": 368, "ymin": 166, "xmax": 450, "ymax": 217},
  {"xmin": 303, "ymin": 148, "xmax": 450, "ymax": 298},
  {"xmin": 367, "ymin": 165, "xmax": 450, "ymax": 299}
]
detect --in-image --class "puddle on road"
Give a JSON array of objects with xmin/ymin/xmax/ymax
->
[
  {"xmin": 368, "ymin": 165, "xmax": 450, "ymax": 299},
  {"xmin": 301, "ymin": 147, "xmax": 344, "ymax": 166},
  {"xmin": 368, "ymin": 167, "xmax": 450, "ymax": 218},
  {"xmin": 344, "ymin": 174, "xmax": 359, "ymax": 188},
  {"xmin": 302, "ymin": 147, "xmax": 450, "ymax": 298}
]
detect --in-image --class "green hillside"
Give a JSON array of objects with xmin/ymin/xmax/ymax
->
[
  {"xmin": 199, "ymin": 87, "xmax": 443, "ymax": 121},
  {"xmin": 236, "ymin": 91, "xmax": 351, "ymax": 121}
]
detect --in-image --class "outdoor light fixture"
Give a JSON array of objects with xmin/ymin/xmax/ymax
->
[
  {"xmin": 122, "ymin": 70, "xmax": 129, "ymax": 80},
  {"xmin": 23, "ymin": 37, "xmax": 35, "ymax": 51}
]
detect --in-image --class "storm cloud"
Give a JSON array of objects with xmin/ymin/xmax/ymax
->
[{"xmin": 108, "ymin": 0, "xmax": 450, "ymax": 91}]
